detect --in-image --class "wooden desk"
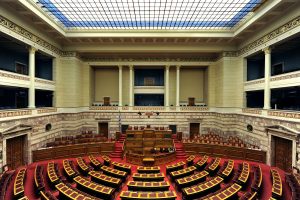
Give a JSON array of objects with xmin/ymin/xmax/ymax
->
[
  {"xmin": 218, "ymin": 160, "xmax": 234, "ymax": 179},
  {"xmin": 126, "ymin": 152, "xmax": 176, "ymax": 166},
  {"xmin": 132, "ymin": 173, "xmax": 165, "ymax": 182},
  {"xmin": 101, "ymin": 166, "xmax": 128, "ymax": 180},
  {"xmin": 55, "ymin": 182, "xmax": 94, "ymax": 200},
  {"xmin": 77, "ymin": 157, "xmax": 92, "ymax": 174},
  {"xmin": 170, "ymin": 166, "xmax": 196, "ymax": 180},
  {"xmin": 175, "ymin": 171, "xmax": 209, "ymax": 190},
  {"xmin": 112, "ymin": 161, "xmax": 132, "ymax": 173},
  {"xmin": 166, "ymin": 161, "xmax": 185, "ymax": 174},
  {"xmin": 63, "ymin": 160, "xmax": 78, "ymax": 179},
  {"xmin": 235, "ymin": 162, "xmax": 250, "ymax": 186},
  {"xmin": 195, "ymin": 155, "xmax": 208, "ymax": 170},
  {"xmin": 89, "ymin": 155, "xmax": 102, "ymax": 169},
  {"xmin": 271, "ymin": 169, "xmax": 282, "ymax": 198},
  {"xmin": 207, "ymin": 183, "xmax": 241, "ymax": 200},
  {"xmin": 182, "ymin": 176, "xmax": 223, "ymax": 199},
  {"xmin": 120, "ymin": 191, "xmax": 176, "ymax": 200},
  {"xmin": 47, "ymin": 162, "xmax": 60, "ymax": 185},
  {"xmin": 137, "ymin": 166, "xmax": 161, "ymax": 174},
  {"xmin": 14, "ymin": 168, "xmax": 26, "ymax": 198},
  {"xmin": 89, "ymin": 170, "xmax": 122, "ymax": 188},
  {"xmin": 102, "ymin": 155, "xmax": 111, "ymax": 166},
  {"xmin": 186, "ymin": 155, "xmax": 195, "ymax": 166},
  {"xmin": 127, "ymin": 181, "xmax": 170, "ymax": 191},
  {"xmin": 207, "ymin": 157, "xmax": 221, "ymax": 175}
]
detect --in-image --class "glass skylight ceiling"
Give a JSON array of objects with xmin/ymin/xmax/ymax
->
[{"xmin": 35, "ymin": 0, "xmax": 263, "ymax": 30}]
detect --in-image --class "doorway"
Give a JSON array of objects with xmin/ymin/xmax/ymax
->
[
  {"xmin": 272, "ymin": 136, "xmax": 293, "ymax": 172},
  {"xmin": 98, "ymin": 122, "xmax": 109, "ymax": 138},
  {"xmin": 121, "ymin": 125, "xmax": 129, "ymax": 134},
  {"xmin": 6, "ymin": 135, "xmax": 27, "ymax": 169},
  {"xmin": 169, "ymin": 125, "xmax": 177, "ymax": 134},
  {"xmin": 189, "ymin": 123, "xmax": 200, "ymax": 140}
]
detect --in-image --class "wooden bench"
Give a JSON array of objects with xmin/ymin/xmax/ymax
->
[
  {"xmin": 195, "ymin": 155, "xmax": 208, "ymax": 170},
  {"xmin": 217, "ymin": 160, "xmax": 234, "ymax": 179},
  {"xmin": 132, "ymin": 173, "xmax": 165, "ymax": 182},
  {"xmin": 251, "ymin": 165, "xmax": 262, "ymax": 192},
  {"xmin": 112, "ymin": 161, "xmax": 131, "ymax": 174},
  {"xmin": 74, "ymin": 176, "xmax": 114, "ymax": 199},
  {"xmin": 89, "ymin": 170, "xmax": 122, "ymax": 188},
  {"xmin": 206, "ymin": 157, "xmax": 221, "ymax": 175},
  {"xmin": 77, "ymin": 157, "xmax": 92, "ymax": 174},
  {"xmin": 0, "ymin": 171, "xmax": 14, "ymax": 200},
  {"xmin": 137, "ymin": 166, "xmax": 161, "ymax": 174},
  {"xmin": 186, "ymin": 155, "xmax": 195, "ymax": 166},
  {"xmin": 88, "ymin": 155, "xmax": 102, "ymax": 169},
  {"xmin": 271, "ymin": 169, "xmax": 282, "ymax": 199},
  {"xmin": 120, "ymin": 191, "xmax": 176, "ymax": 200},
  {"xmin": 182, "ymin": 176, "xmax": 223, "ymax": 199},
  {"xmin": 47, "ymin": 162, "xmax": 61, "ymax": 185},
  {"xmin": 101, "ymin": 166, "xmax": 128, "ymax": 180},
  {"xmin": 170, "ymin": 166, "xmax": 196, "ymax": 180},
  {"xmin": 13, "ymin": 168, "xmax": 26, "ymax": 198},
  {"xmin": 55, "ymin": 182, "xmax": 99, "ymax": 200},
  {"xmin": 166, "ymin": 161, "xmax": 185, "ymax": 174},
  {"xmin": 205, "ymin": 183, "xmax": 241, "ymax": 200},
  {"xmin": 175, "ymin": 170, "xmax": 209, "ymax": 190},
  {"xmin": 127, "ymin": 181, "xmax": 170, "ymax": 191},
  {"xmin": 34, "ymin": 165, "xmax": 45, "ymax": 191},
  {"xmin": 234, "ymin": 162, "xmax": 250, "ymax": 186},
  {"xmin": 40, "ymin": 191, "xmax": 58, "ymax": 200},
  {"xmin": 102, "ymin": 155, "xmax": 111, "ymax": 166},
  {"xmin": 63, "ymin": 159, "xmax": 79, "ymax": 179}
]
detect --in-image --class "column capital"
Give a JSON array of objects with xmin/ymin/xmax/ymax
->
[
  {"xmin": 129, "ymin": 65, "xmax": 134, "ymax": 70},
  {"xmin": 165, "ymin": 65, "xmax": 170, "ymax": 70},
  {"xmin": 29, "ymin": 46, "xmax": 38, "ymax": 54},
  {"xmin": 118, "ymin": 65, "xmax": 123, "ymax": 70},
  {"xmin": 263, "ymin": 47, "xmax": 272, "ymax": 54},
  {"xmin": 176, "ymin": 65, "xmax": 181, "ymax": 70}
]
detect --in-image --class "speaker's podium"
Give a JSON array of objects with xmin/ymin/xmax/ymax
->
[{"xmin": 125, "ymin": 126, "xmax": 176, "ymax": 166}]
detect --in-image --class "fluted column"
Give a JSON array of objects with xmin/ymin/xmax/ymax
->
[
  {"xmin": 129, "ymin": 65, "xmax": 134, "ymax": 106},
  {"xmin": 165, "ymin": 65, "xmax": 170, "ymax": 107},
  {"xmin": 263, "ymin": 47, "xmax": 271, "ymax": 110},
  {"xmin": 118, "ymin": 65, "xmax": 123, "ymax": 106},
  {"xmin": 28, "ymin": 47, "xmax": 37, "ymax": 108},
  {"xmin": 176, "ymin": 65, "xmax": 181, "ymax": 107}
]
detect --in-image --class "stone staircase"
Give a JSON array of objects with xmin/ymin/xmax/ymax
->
[{"xmin": 109, "ymin": 134, "xmax": 126, "ymax": 159}]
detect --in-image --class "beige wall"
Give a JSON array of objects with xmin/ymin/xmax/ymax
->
[
  {"xmin": 180, "ymin": 68, "xmax": 205, "ymax": 103},
  {"xmin": 94, "ymin": 68, "xmax": 119, "ymax": 102},
  {"xmin": 169, "ymin": 67, "xmax": 176, "ymax": 106},
  {"xmin": 55, "ymin": 57, "xmax": 87, "ymax": 107}
]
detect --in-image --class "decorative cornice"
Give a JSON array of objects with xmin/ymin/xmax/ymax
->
[
  {"xmin": 83, "ymin": 57, "xmax": 216, "ymax": 62},
  {"xmin": 238, "ymin": 16, "xmax": 300, "ymax": 56},
  {"xmin": 268, "ymin": 110, "xmax": 300, "ymax": 120},
  {"xmin": 37, "ymin": 107, "xmax": 57, "ymax": 114},
  {"xmin": 35, "ymin": 78, "xmax": 55, "ymax": 85},
  {"xmin": 0, "ymin": 15, "xmax": 62, "ymax": 56},
  {"xmin": 242, "ymin": 108, "xmax": 262, "ymax": 115},
  {"xmin": 0, "ymin": 70, "xmax": 30, "ymax": 81},
  {"xmin": 0, "ymin": 109, "xmax": 32, "ymax": 118},
  {"xmin": 270, "ymin": 71, "xmax": 300, "ymax": 82},
  {"xmin": 244, "ymin": 79, "xmax": 265, "ymax": 86}
]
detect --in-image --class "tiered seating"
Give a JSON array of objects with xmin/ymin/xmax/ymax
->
[
  {"xmin": 239, "ymin": 191, "xmax": 258, "ymax": 200},
  {"xmin": 182, "ymin": 176, "xmax": 224, "ymax": 199},
  {"xmin": 40, "ymin": 191, "xmax": 58, "ymax": 200},
  {"xmin": 206, "ymin": 157, "xmax": 221, "ymax": 175},
  {"xmin": 271, "ymin": 169, "xmax": 282, "ymax": 199},
  {"xmin": 55, "ymin": 182, "xmax": 100, "ymax": 200},
  {"xmin": 217, "ymin": 160, "xmax": 234, "ymax": 180},
  {"xmin": 13, "ymin": 168, "xmax": 26, "ymax": 198},
  {"xmin": 74, "ymin": 176, "xmax": 115, "ymax": 199},
  {"xmin": 169, "ymin": 166, "xmax": 196, "ymax": 180},
  {"xmin": 112, "ymin": 161, "xmax": 131, "ymax": 173},
  {"xmin": 132, "ymin": 173, "xmax": 165, "ymax": 182},
  {"xmin": 77, "ymin": 157, "xmax": 93, "ymax": 174},
  {"xmin": 166, "ymin": 161, "xmax": 185, "ymax": 174},
  {"xmin": 251, "ymin": 165, "xmax": 262, "ymax": 192},
  {"xmin": 137, "ymin": 166, "xmax": 161, "ymax": 174},
  {"xmin": 89, "ymin": 170, "xmax": 122, "ymax": 188},
  {"xmin": 102, "ymin": 155, "xmax": 111, "ymax": 166},
  {"xmin": 186, "ymin": 155, "xmax": 195, "ymax": 166},
  {"xmin": 0, "ymin": 171, "xmax": 14, "ymax": 200},
  {"xmin": 286, "ymin": 173, "xmax": 300, "ymax": 200},
  {"xmin": 63, "ymin": 159, "xmax": 79, "ymax": 179},
  {"xmin": 175, "ymin": 171, "xmax": 209, "ymax": 190},
  {"xmin": 89, "ymin": 155, "xmax": 102, "ymax": 169},
  {"xmin": 205, "ymin": 183, "xmax": 241, "ymax": 200},
  {"xmin": 34, "ymin": 165, "xmax": 45, "ymax": 191},
  {"xmin": 120, "ymin": 191, "xmax": 177, "ymax": 200},
  {"xmin": 127, "ymin": 181, "xmax": 170, "ymax": 191},
  {"xmin": 195, "ymin": 155, "xmax": 208, "ymax": 170},
  {"xmin": 101, "ymin": 165, "xmax": 128, "ymax": 180},
  {"xmin": 234, "ymin": 162, "xmax": 250, "ymax": 186},
  {"xmin": 47, "ymin": 162, "xmax": 61, "ymax": 185}
]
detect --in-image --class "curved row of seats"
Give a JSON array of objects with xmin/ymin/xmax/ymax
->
[{"xmin": 0, "ymin": 171, "xmax": 14, "ymax": 200}]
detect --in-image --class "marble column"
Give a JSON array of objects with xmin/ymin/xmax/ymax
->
[
  {"xmin": 118, "ymin": 65, "xmax": 123, "ymax": 106},
  {"xmin": 129, "ymin": 65, "xmax": 134, "ymax": 106},
  {"xmin": 28, "ymin": 47, "xmax": 37, "ymax": 109},
  {"xmin": 263, "ymin": 47, "xmax": 271, "ymax": 110},
  {"xmin": 165, "ymin": 65, "xmax": 170, "ymax": 107},
  {"xmin": 176, "ymin": 65, "xmax": 181, "ymax": 107}
]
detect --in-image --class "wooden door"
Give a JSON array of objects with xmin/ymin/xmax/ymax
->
[
  {"xmin": 6, "ymin": 135, "xmax": 26, "ymax": 169},
  {"xmin": 99, "ymin": 122, "xmax": 109, "ymax": 138},
  {"xmin": 273, "ymin": 136, "xmax": 293, "ymax": 172},
  {"xmin": 169, "ymin": 125, "xmax": 177, "ymax": 134},
  {"xmin": 188, "ymin": 97, "xmax": 195, "ymax": 106},
  {"xmin": 189, "ymin": 123, "xmax": 200, "ymax": 140}
]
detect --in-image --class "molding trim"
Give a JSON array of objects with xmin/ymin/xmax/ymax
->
[{"xmin": 82, "ymin": 57, "xmax": 217, "ymax": 62}]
